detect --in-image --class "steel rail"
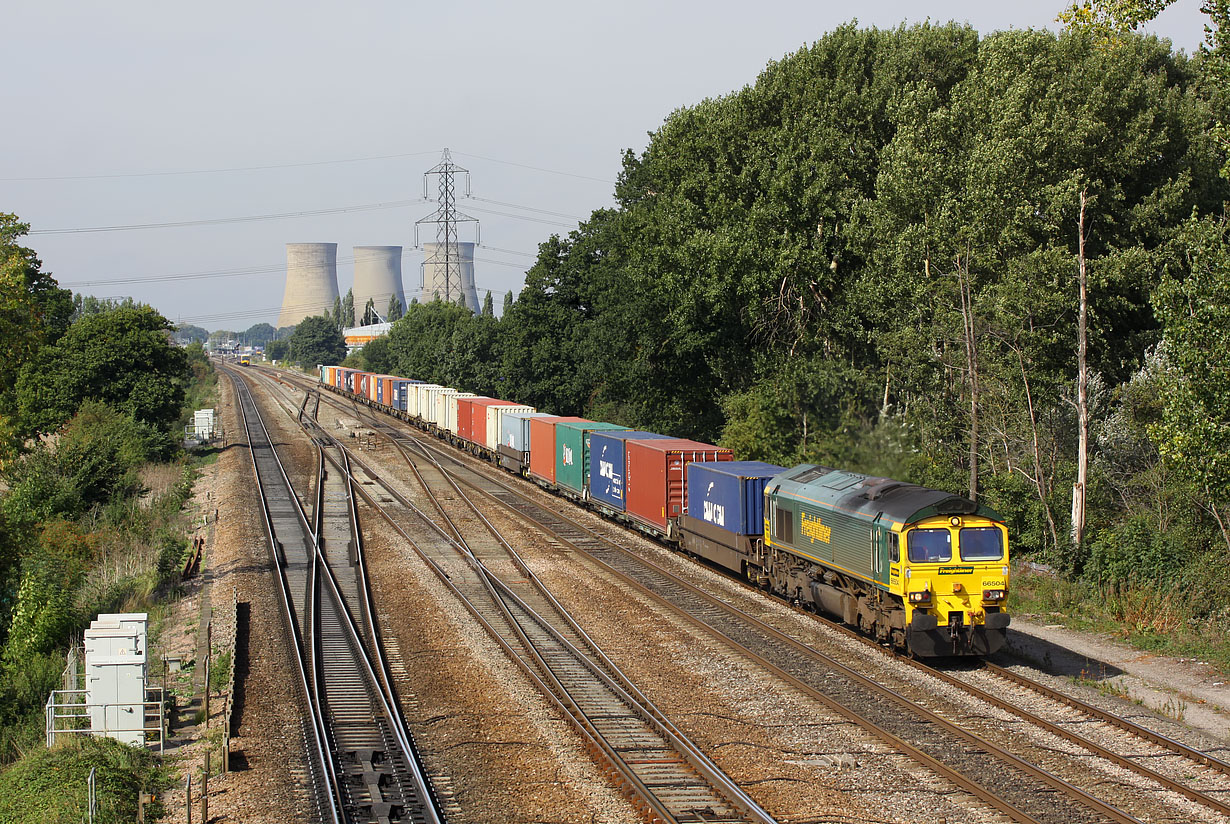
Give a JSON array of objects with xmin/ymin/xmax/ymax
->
[
  {"xmin": 225, "ymin": 368, "xmax": 343, "ymax": 824},
  {"xmin": 229, "ymin": 366, "xmax": 445, "ymax": 824}
]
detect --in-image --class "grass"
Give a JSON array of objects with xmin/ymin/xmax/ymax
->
[{"xmin": 1011, "ymin": 561, "xmax": 1230, "ymax": 675}]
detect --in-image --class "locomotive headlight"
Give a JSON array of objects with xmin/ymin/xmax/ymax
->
[
  {"xmin": 982, "ymin": 589, "xmax": 1006, "ymax": 601},
  {"xmin": 908, "ymin": 589, "xmax": 931, "ymax": 604}
]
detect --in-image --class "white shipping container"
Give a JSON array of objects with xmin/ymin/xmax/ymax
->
[
  {"xmin": 411, "ymin": 384, "xmax": 440, "ymax": 420},
  {"xmin": 488, "ymin": 404, "xmax": 535, "ymax": 451},
  {"xmin": 429, "ymin": 387, "xmax": 455, "ymax": 426}
]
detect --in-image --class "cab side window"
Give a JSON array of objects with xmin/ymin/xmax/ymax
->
[{"xmin": 889, "ymin": 533, "xmax": 900, "ymax": 563}]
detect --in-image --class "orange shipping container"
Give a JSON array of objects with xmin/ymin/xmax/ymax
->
[{"xmin": 527, "ymin": 416, "xmax": 588, "ymax": 483}]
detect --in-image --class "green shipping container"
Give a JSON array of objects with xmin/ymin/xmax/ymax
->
[{"xmin": 555, "ymin": 421, "xmax": 629, "ymax": 496}]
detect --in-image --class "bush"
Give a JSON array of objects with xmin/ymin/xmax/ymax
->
[{"xmin": 0, "ymin": 736, "xmax": 168, "ymax": 824}]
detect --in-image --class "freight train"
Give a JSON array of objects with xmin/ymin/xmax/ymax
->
[{"xmin": 316, "ymin": 364, "xmax": 1010, "ymax": 657}]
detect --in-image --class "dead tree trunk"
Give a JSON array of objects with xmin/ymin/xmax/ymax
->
[{"xmin": 1072, "ymin": 186, "xmax": 1090, "ymax": 559}]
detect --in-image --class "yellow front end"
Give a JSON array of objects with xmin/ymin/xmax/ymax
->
[{"xmin": 893, "ymin": 514, "xmax": 1011, "ymax": 656}]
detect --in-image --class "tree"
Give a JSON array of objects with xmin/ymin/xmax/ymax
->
[
  {"xmin": 15, "ymin": 306, "xmax": 188, "ymax": 435},
  {"xmin": 503, "ymin": 291, "xmax": 513, "ymax": 315},
  {"xmin": 387, "ymin": 295, "xmax": 403, "ymax": 322},
  {"xmin": 359, "ymin": 336, "xmax": 393, "ymax": 374},
  {"xmin": 332, "ymin": 296, "xmax": 343, "ymax": 330},
  {"xmin": 240, "ymin": 322, "xmax": 277, "ymax": 347},
  {"xmin": 70, "ymin": 295, "xmax": 136, "ymax": 321},
  {"xmin": 174, "ymin": 323, "xmax": 209, "ymax": 344},
  {"xmin": 288, "ymin": 315, "xmax": 347, "ymax": 367},
  {"xmin": 0, "ymin": 215, "xmax": 73, "ymax": 439},
  {"xmin": 361, "ymin": 297, "xmax": 378, "ymax": 326},
  {"xmin": 1153, "ymin": 217, "xmax": 1230, "ymax": 552},
  {"xmin": 341, "ymin": 289, "xmax": 355, "ymax": 329},
  {"xmin": 482, "ymin": 290, "xmax": 494, "ymax": 317},
  {"xmin": 266, "ymin": 339, "xmax": 289, "ymax": 361}
]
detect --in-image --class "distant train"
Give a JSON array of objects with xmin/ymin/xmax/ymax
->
[
  {"xmin": 240, "ymin": 357, "xmax": 251, "ymax": 366},
  {"xmin": 317, "ymin": 365, "xmax": 1010, "ymax": 657}
]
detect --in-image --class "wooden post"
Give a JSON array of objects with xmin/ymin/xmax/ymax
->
[
  {"xmin": 202, "ymin": 751, "xmax": 209, "ymax": 824},
  {"xmin": 204, "ymin": 621, "xmax": 212, "ymax": 727},
  {"xmin": 222, "ymin": 697, "xmax": 229, "ymax": 774},
  {"xmin": 186, "ymin": 775, "xmax": 192, "ymax": 824}
]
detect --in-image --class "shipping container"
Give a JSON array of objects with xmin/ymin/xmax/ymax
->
[
  {"xmin": 685, "ymin": 461, "xmax": 785, "ymax": 536},
  {"xmin": 411, "ymin": 384, "xmax": 441, "ymax": 420},
  {"xmin": 456, "ymin": 397, "xmax": 493, "ymax": 444},
  {"xmin": 498, "ymin": 411, "xmax": 551, "ymax": 472},
  {"xmin": 443, "ymin": 392, "xmax": 477, "ymax": 434},
  {"xmin": 355, "ymin": 372, "xmax": 373, "ymax": 400},
  {"xmin": 391, "ymin": 379, "xmax": 417, "ymax": 412},
  {"xmin": 487, "ymin": 403, "xmax": 535, "ymax": 451},
  {"xmin": 426, "ymin": 386, "xmax": 454, "ymax": 426},
  {"xmin": 625, "ymin": 438, "xmax": 734, "ymax": 532},
  {"xmin": 589, "ymin": 431, "xmax": 672, "ymax": 511},
  {"xmin": 555, "ymin": 421, "xmax": 629, "ymax": 496},
  {"xmin": 528, "ymin": 417, "xmax": 589, "ymax": 483}
]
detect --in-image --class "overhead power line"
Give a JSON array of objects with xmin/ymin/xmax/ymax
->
[
  {"xmin": 453, "ymin": 151, "xmax": 616, "ymax": 185},
  {"xmin": 62, "ymin": 248, "xmax": 536, "ymax": 288},
  {"xmin": 30, "ymin": 198, "xmax": 429, "ymax": 235},
  {"xmin": 1, "ymin": 149, "xmax": 444, "ymax": 182}
]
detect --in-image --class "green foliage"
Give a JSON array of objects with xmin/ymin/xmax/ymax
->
[
  {"xmin": 1, "ymin": 523, "xmax": 94, "ymax": 665},
  {"xmin": 240, "ymin": 322, "xmax": 277, "ymax": 347},
  {"xmin": 69, "ymin": 295, "xmax": 138, "ymax": 323},
  {"xmin": 341, "ymin": 288, "xmax": 354, "ymax": 329},
  {"xmin": 361, "ymin": 297, "xmax": 378, "ymax": 326},
  {"xmin": 387, "ymin": 299, "xmax": 505, "ymax": 393},
  {"xmin": 0, "ymin": 736, "xmax": 168, "ymax": 824},
  {"xmin": 173, "ymin": 323, "xmax": 209, "ymax": 344},
  {"xmin": 387, "ymin": 294, "xmax": 403, "ymax": 322},
  {"xmin": 15, "ymin": 306, "xmax": 188, "ymax": 436},
  {"xmin": 2, "ymin": 402, "xmax": 174, "ymax": 528},
  {"xmin": 358, "ymin": 336, "xmax": 393, "ymax": 374},
  {"xmin": 265, "ymin": 338, "xmax": 289, "ymax": 361},
  {"xmin": 1152, "ymin": 216, "xmax": 1230, "ymax": 520},
  {"xmin": 288, "ymin": 315, "xmax": 347, "ymax": 367}
]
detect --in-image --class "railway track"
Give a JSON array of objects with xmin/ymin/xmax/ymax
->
[
  {"xmin": 226, "ymin": 366, "xmax": 445, "ymax": 824},
  {"xmin": 280, "ymin": 370, "xmax": 1230, "ymax": 824}
]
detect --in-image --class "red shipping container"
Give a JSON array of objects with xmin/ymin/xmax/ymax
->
[
  {"xmin": 528, "ymin": 416, "xmax": 589, "ymax": 483},
  {"xmin": 625, "ymin": 438, "xmax": 734, "ymax": 530},
  {"xmin": 467, "ymin": 399, "xmax": 516, "ymax": 447},
  {"xmin": 457, "ymin": 398, "xmax": 484, "ymax": 445}
]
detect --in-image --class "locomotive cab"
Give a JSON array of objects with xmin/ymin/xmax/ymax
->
[{"xmin": 897, "ymin": 515, "xmax": 1010, "ymax": 656}]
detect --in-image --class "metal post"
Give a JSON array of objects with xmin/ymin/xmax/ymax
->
[
  {"xmin": 186, "ymin": 775, "xmax": 192, "ymax": 824},
  {"xmin": 87, "ymin": 766, "xmax": 96, "ymax": 824},
  {"xmin": 202, "ymin": 751, "xmax": 210, "ymax": 824}
]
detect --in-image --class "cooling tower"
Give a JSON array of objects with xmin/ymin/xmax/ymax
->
[
  {"xmin": 422, "ymin": 242, "xmax": 479, "ymax": 313},
  {"xmin": 278, "ymin": 243, "xmax": 340, "ymax": 328},
  {"xmin": 353, "ymin": 246, "xmax": 406, "ymax": 322}
]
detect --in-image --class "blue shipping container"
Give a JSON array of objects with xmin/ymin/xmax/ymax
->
[
  {"xmin": 589, "ymin": 431, "xmax": 672, "ymax": 511},
  {"xmin": 392, "ymin": 380, "xmax": 415, "ymax": 411},
  {"xmin": 686, "ymin": 461, "xmax": 786, "ymax": 536},
  {"xmin": 500, "ymin": 411, "xmax": 552, "ymax": 453}
]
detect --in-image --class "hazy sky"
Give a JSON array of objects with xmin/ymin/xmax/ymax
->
[{"xmin": 0, "ymin": 1, "xmax": 1210, "ymax": 331}]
